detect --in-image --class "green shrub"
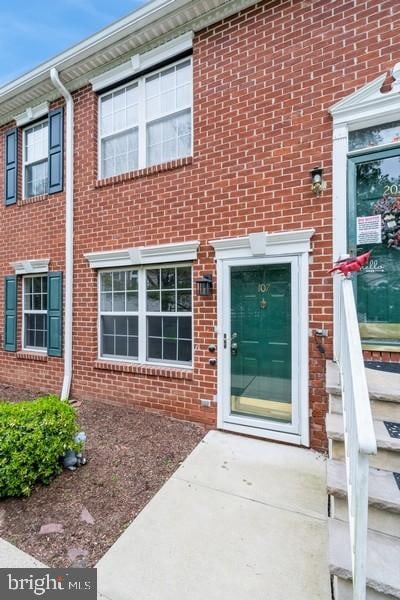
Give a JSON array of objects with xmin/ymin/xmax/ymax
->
[{"xmin": 0, "ymin": 395, "xmax": 80, "ymax": 498}]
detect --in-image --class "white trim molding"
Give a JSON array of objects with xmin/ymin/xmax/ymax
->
[
  {"xmin": 90, "ymin": 32, "xmax": 193, "ymax": 92},
  {"xmin": 329, "ymin": 63, "xmax": 400, "ymax": 357},
  {"xmin": 210, "ymin": 228, "xmax": 315, "ymax": 260},
  {"xmin": 10, "ymin": 259, "xmax": 50, "ymax": 275},
  {"xmin": 85, "ymin": 240, "xmax": 200, "ymax": 269},
  {"xmin": 212, "ymin": 229, "xmax": 312, "ymax": 447},
  {"xmin": 15, "ymin": 102, "xmax": 49, "ymax": 127}
]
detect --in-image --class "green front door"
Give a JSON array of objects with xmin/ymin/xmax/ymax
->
[
  {"xmin": 230, "ymin": 263, "xmax": 292, "ymax": 424},
  {"xmin": 348, "ymin": 148, "xmax": 400, "ymax": 349}
]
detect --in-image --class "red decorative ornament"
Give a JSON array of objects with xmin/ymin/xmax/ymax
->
[{"xmin": 329, "ymin": 251, "xmax": 372, "ymax": 277}]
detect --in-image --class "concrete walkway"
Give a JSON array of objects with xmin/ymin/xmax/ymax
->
[
  {"xmin": 97, "ymin": 430, "xmax": 330, "ymax": 600},
  {"xmin": 0, "ymin": 538, "xmax": 46, "ymax": 568}
]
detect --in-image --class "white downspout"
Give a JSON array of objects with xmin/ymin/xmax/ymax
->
[{"xmin": 50, "ymin": 68, "xmax": 74, "ymax": 401}]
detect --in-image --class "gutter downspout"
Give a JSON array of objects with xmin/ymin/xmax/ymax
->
[{"xmin": 50, "ymin": 68, "xmax": 74, "ymax": 401}]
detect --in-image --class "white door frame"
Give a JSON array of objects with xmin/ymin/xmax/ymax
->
[{"xmin": 210, "ymin": 229, "xmax": 314, "ymax": 447}]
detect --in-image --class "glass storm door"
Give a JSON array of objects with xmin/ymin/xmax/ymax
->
[
  {"xmin": 222, "ymin": 257, "xmax": 300, "ymax": 437},
  {"xmin": 348, "ymin": 147, "xmax": 400, "ymax": 350}
]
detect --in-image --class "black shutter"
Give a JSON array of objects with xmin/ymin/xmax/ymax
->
[
  {"xmin": 4, "ymin": 129, "xmax": 17, "ymax": 205},
  {"xmin": 4, "ymin": 276, "xmax": 17, "ymax": 351},
  {"xmin": 48, "ymin": 108, "xmax": 64, "ymax": 194}
]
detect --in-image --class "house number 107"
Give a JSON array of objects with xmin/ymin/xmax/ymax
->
[{"xmin": 258, "ymin": 283, "xmax": 269, "ymax": 293}]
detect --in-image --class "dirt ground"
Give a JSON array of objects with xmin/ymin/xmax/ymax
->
[{"xmin": 0, "ymin": 384, "xmax": 205, "ymax": 567}]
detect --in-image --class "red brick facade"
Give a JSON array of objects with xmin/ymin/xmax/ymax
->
[{"xmin": 1, "ymin": 0, "xmax": 400, "ymax": 452}]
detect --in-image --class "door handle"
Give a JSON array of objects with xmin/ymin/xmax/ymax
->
[{"xmin": 231, "ymin": 342, "xmax": 238, "ymax": 356}]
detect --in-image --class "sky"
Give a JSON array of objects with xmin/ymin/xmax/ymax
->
[{"xmin": 0, "ymin": 0, "xmax": 145, "ymax": 85}]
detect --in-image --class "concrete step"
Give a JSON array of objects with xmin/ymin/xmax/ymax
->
[
  {"xmin": 330, "ymin": 393, "xmax": 400, "ymax": 422},
  {"xmin": 333, "ymin": 577, "xmax": 395, "ymax": 600},
  {"xmin": 327, "ymin": 413, "xmax": 400, "ymax": 472},
  {"xmin": 329, "ymin": 518, "xmax": 400, "ymax": 598},
  {"xmin": 327, "ymin": 459, "xmax": 400, "ymax": 537},
  {"xmin": 326, "ymin": 360, "xmax": 400, "ymax": 404}
]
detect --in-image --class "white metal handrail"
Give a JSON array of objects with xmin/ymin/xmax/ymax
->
[{"xmin": 337, "ymin": 276, "xmax": 377, "ymax": 600}]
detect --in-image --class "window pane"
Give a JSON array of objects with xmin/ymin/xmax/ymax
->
[
  {"xmin": 128, "ymin": 337, "xmax": 138, "ymax": 358},
  {"xmin": 163, "ymin": 339, "xmax": 177, "ymax": 361},
  {"xmin": 113, "ymin": 292, "xmax": 125, "ymax": 311},
  {"xmin": 178, "ymin": 340, "xmax": 192, "ymax": 362},
  {"xmin": 100, "ymin": 272, "xmax": 113, "ymax": 292},
  {"xmin": 177, "ymin": 267, "xmax": 191, "ymax": 288},
  {"xmin": 100, "ymin": 84, "xmax": 138, "ymax": 139},
  {"xmin": 161, "ymin": 268, "xmax": 175, "ymax": 289},
  {"xmin": 100, "ymin": 315, "xmax": 138, "ymax": 359},
  {"xmin": 25, "ymin": 161, "xmax": 48, "ymax": 197},
  {"xmin": 148, "ymin": 337, "xmax": 162, "ymax": 360},
  {"xmin": 126, "ymin": 270, "xmax": 138, "ymax": 290},
  {"xmin": 147, "ymin": 291, "xmax": 160, "ymax": 311},
  {"xmin": 102, "ymin": 335, "xmax": 114, "ymax": 356},
  {"xmin": 148, "ymin": 316, "xmax": 162, "ymax": 337},
  {"xmin": 161, "ymin": 291, "xmax": 175, "ymax": 311},
  {"xmin": 101, "ymin": 293, "xmax": 113, "ymax": 311},
  {"xmin": 113, "ymin": 271, "xmax": 125, "ymax": 291},
  {"xmin": 178, "ymin": 316, "xmax": 192, "ymax": 339},
  {"xmin": 25, "ymin": 122, "xmax": 48, "ymax": 163},
  {"xmin": 147, "ymin": 109, "xmax": 191, "ymax": 167},
  {"xmin": 101, "ymin": 129, "xmax": 138, "ymax": 178},
  {"xmin": 126, "ymin": 292, "xmax": 138, "ymax": 311},
  {"xmin": 24, "ymin": 311, "xmax": 47, "ymax": 350},
  {"xmin": 163, "ymin": 316, "xmax": 177, "ymax": 339},
  {"xmin": 349, "ymin": 120, "xmax": 400, "ymax": 151},
  {"xmin": 146, "ymin": 269, "xmax": 159, "ymax": 289},
  {"xmin": 102, "ymin": 315, "xmax": 114, "ymax": 335},
  {"xmin": 177, "ymin": 291, "xmax": 191, "ymax": 311}
]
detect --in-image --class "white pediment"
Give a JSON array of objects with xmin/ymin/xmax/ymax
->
[{"xmin": 330, "ymin": 63, "xmax": 400, "ymax": 128}]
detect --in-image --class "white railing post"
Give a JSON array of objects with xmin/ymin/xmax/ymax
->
[{"xmin": 336, "ymin": 275, "xmax": 377, "ymax": 600}]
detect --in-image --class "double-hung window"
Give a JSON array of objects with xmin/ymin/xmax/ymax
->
[
  {"xmin": 24, "ymin": 121, "xmax": 49, "ymax": 198},
  {"xmin": 99, "ymin": 58, "xmax": 192, "ymax": 178},
  {"xmin": 99, "ymin": 265, "xmax": 192, "ymax": 366},
  {"xmin": 23, "ymin": 275, "xmax": 48, "ymax": 351}
]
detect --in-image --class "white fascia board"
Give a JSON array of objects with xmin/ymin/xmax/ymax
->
[
  {"xmin": 209, "ymin": 229, "xmax": 315, "ymax": 260},
  {"xmin": 90, "ymin": 32, "xmax": 193, "ymax": 92},
  {"xmin": 10, "ymin": 259, "xmax": 50, "ymax": 275},
  {"xmin": 15, "ymin": 102, "xmax": 49, "ymax": 127},
  {"xmin": 85, "ymin": 240, "xmax": 200, "ymax": 269}
]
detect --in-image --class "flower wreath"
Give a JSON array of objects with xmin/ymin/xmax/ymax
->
[{"xmin": 373, "ymin": 195, "xmax": 400, "ymax": 249}]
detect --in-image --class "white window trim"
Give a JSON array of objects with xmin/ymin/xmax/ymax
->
[
  {"xmin": 15, "ymin": 102, "xmax": 49, "ymax": 127},
  {"xmin": 97, "ymin": 263, "xmax": 193, "ymax": 368},
  {"xmin": 85, "ymin": 240, "xmax": 199, "ymax": 269},
  {"xmin": 329, "ymin": 65, "xmax": 400, "ymax": 357},
  {"xmin": 97, "ymin": 55, "xmax": 193, "ymax": 178},
  {"xmin": 22, "ymin": 274, "xmax": 48, "ymax": 354},
  {"xmin": 90, "ymin": 32, "xmax": 193, "ymax": 92},
  {"xmin": 23, "ymin": 118, "xmax": 49, "ymax": 199},
  {"xmin": 10, "ymin": 259, "xmax": 50, "ymax": 275}
]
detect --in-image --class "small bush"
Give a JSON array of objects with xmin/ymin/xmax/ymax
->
[{"xmin": 0, "ymin": 396, "xmax": 80, "ymax": 498}]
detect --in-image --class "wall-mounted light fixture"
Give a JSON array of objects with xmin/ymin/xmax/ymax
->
[
  {"xmin": 311, "ymin": 167, "xmax": 324, "ymax": 196},
  {"xmin": 196, "ymin": 274, "xmax": 213, "ymax": 296}
]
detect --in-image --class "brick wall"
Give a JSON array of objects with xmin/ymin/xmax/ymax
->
[{"xmin": 1, "ymin": 0, "xmax": 400, "ymax": 451}]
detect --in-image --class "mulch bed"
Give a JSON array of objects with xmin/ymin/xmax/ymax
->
[{"xmin": 0, "ymin": 384, "xmax": 205, "ymax": 567}]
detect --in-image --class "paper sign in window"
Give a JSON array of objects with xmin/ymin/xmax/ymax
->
[{"xmin": 356, "ymin": 214, "xmax": 382, "ymax": 245}]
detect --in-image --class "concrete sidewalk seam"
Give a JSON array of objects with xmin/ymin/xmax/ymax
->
[{"xmin": 173, "ymin": 474, "xmax": 328, "ymax": 522}]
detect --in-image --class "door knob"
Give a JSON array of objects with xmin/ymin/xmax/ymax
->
[{"xmin": 231, "ymin": 342, "xmax": 238, "ymax": 355}]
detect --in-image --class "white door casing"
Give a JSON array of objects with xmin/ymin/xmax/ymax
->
[{"xmin": 209, "ymin": 229, "xmax": 314, "ymax": 446}]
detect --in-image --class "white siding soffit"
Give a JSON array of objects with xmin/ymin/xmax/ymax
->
[
  {"xmin": 90, "ymin": 32, "xmax": 193, "ymax": 92},
  {"xmin": 10, "ymin": 259, "xmax": 50, "ymax": 275},
  {"xmin": 85, "ymin": 240, "xmax": 200, "ymax": 269},
  {"xmin": 209, "ymin": 229, "xmax": 315, "ymax": 259}
]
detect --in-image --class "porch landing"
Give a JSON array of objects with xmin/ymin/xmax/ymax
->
[{"xmin": 97, "ymin": 430, "xmax": 330, "ymax": 600}]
